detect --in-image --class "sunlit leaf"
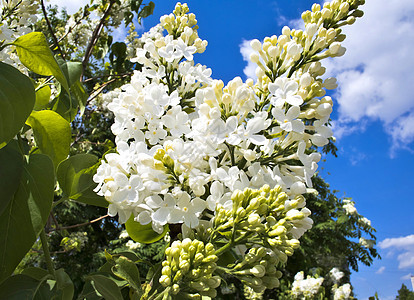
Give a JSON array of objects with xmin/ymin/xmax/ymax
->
[
  {"xmin": 13, "ymin": 32, "xmax": 69, "ymax": 92},
  {"xmin": 125, "ymin": 215, "xmax": 168, "ymax": 244},
  {"xmin": 26, "ymin": 110, "xmax": 71, "ymax": 168}
]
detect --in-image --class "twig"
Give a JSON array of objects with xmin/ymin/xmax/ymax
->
[
  {"xmin": 83, "ymin": 72, "xmax": 133, "ymax": 83},
  {"xmin": 49, "ymin": 214, "xmax": 109, "ymax": 232},
  {"xmin": 41, "ymin": 0, "xmax": 65, "ymax": 59},
  {"xmin": 82, "ymin": 0, "xmax": 115, "ymax": 79},
  {"xmin": 86, "ymin": 77, "xmax": 118, "ymax": 106}
]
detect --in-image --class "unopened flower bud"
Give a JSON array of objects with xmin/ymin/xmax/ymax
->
[
  {"xmin": 172, "ymin": 284, "xmax": 180, "ymax": 294},
  {"xmin": 269, "ymin": 226, "xmax": 287, "ymax": 237},
  {"xmin": 351, "ymin": 9, "xmax": 364, "ymax": 18},
  {"xmin": 250, "ymin": 265, "xmax": 266, "ymax": 277},
  {"xmin": 250, "ymin": 53, "xmax": 260, "ymax": 64},
  {"xmin": 321, "ymin": 8, "xmax": 332, "ymax": 19},
  {"xmin": 194, "ymin": 253, "xmax": 204, "ymax": 264},
  {"xmin": 282, "ymin": 26, "xmax": 291, "ymax": 36},
  {"xmin": 160, "ymin": 275, "xmax": 171, "ymax": 286},
  {"xmin": 250, "ymin": 39, "xmax": 262, "ymax": 52},
  {"xmin": 347, "ymin": 16, "xmax": 356, "ymax": 25},
  {"xmin": 329, "ymin": 42, "xmax": 341, "ymax": 55},
  {"xmin": 339, "ymin": 2, "xmax": 349, "ymax": 13},
  {"xmin": 248, "ymin": 213, "xmax": 261, "ymax": 225},
  {"xmin": 317, "ymin": 103, "xmax": 333, "ymax": 117},
  {"xmin": 162, "ymin": 266, "xmax": 172, "ymax": 276}
]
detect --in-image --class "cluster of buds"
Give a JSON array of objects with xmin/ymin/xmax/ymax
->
[
  {"xmin": 209, "ymin": 186, "xmax": 312, "ymax": 291},
  {"xmin": 250, "ymin": 0, "xmax": 365, "ymax": 82},
  {"xmin": 159, "ymin": 2, "xmax": 207, "ymax": 54},
  {"xmin": 160, "ymin": 238, "xmax": 220, "ymax": 298},
  {"xmin": 228, "ymin": 247, "xmax": 282, "ymax": 292}
]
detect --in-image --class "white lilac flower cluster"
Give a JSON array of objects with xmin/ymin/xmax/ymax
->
[
  {"xmin": 333, "ymin": 283, "xmax": 352, "ymax": 300},
  {"xmin": 291, "ymin": 271, "xmax": 324, "ymax": 298},
  {"xmin": 93, "ymin": 0, "xmax": 364, "ymax": 239},
  {"xmin": 0, "ymin": 0, "xmax": 39, "ymax": 71},
  {"xmin": 291, "ymin": 268, "xmax": 352, "ymax": 299},
  {"xmin": 329, "ymin": 267, "xmax": 352, "ymax": 300}
]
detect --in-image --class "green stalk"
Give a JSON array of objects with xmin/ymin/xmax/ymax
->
[{"xmin": 40, "ymin": 229, "xmax": 55, "ymax": 277}]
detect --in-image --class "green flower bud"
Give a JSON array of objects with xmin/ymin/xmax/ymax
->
[
  {"xmin": 236, "ymin": 207, "xmax": 246, "ymax": 219},
  {"xmin": 206, "ymin": 276, "xmax": 221, "ymax": 288},
  {"xmin": 262, "ymin": 276, "xmax": 280, "ymax": 289},
  {"xmin": 269, "ymin": 226, "xmax": 287, "ymax": 237},
  {"xmin": 351, "ymin": 9, "xmax": 364, "ymax": 18},
  {"xmin": 179, "ymin": 260, "xmax": 190, "ymax": 273},
  {"xmin": 231, "ymin": 190, "xmax": 244, "ymax": 207},
  {"xmin": 182, "ymin": 238, "xmax": 192, "ymax": 251},
  {"xmin": 182, "ymin": 293, "xmax": 201, "ymax": 300},
  {"xmin": 154, "ymin": 148, "xmax": 166, "ymax": 161},
  {"xmin": 202, "ymin": 255, "xmax": 218, "ymax": 263},
  {"xmin": 205, "ymin": 243, "xmax": 215, "ymax": 254},
  {"xmin": 248, "ymin": 213, "xmax": 261, "ymax": 225},
  {"xmin": 173, "ymin": 270, "xmax": 184, "ymax": 283},
  {"xmin": 160, "ymin": 275, "xmax": 171, "ymax": 287},
  {"xmin": 241, "ymin": 276, "xmax": 263, "ymax": 287},
  {"xmin": 194, "ymin": 252, "xmax": 204, "ymax": 265},
  {"xmin": 336, "ymin": 34, "xmax": 346, "ymax": 42},
  {"xmin": 163, "ymin": 155, "xmax": 175, "ymax": 168},
  {"xmin": 275, "ymin": 270, "xmax": 283, "ymax": 278},
  {"xmin": 201, "ymin": 288, "xmax": 217, "ymax": 298},
  {"xmin": 257, "ymin": 203, "xmax": 268, "ymax": 215},
  {"xmin": 172, "ymin": 284, "xmax": 180, "ymax": 294},
  {"xmin": 189, "ymin": 280, "xmax": 206, "ymax": 291},
  {"xmin": 285, "ymin": 247, "xmax": 294, "ymax": 256},
  {"xmin": 266, "ymin": 265, "xmax": 277, "ymax": 275},
  {"xmin": 162, "ymin": 266, "xmax": 172, "ymax": 276},
  {"xmin": 289, "ymin": 239, "xmax": 300, "ymax": 249},
  {"xmin": 347, "ymin": 16, "xmax": 356, "ymax": 24},
  {"xmin": 191, "ymin": 268, "xmax": 201, "ymax": 278},
  {"xmin": 266, "ymin": 216, "xmax": 277, "ymax": 226},
  {"xmin": 250, "ymin": 265, "xmax": 266, "ymax": 277}
]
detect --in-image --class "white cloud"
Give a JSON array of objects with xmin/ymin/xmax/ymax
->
[
  {"xmin": 323, "ymin": 0, "xmax": 414, "ymax": 151},
  {"xmin": 379, "ymin": 235, "xmax": 414, "ymax": 269},
  {"xmin": 376, "ymin": 266, "xmax": 386, "ymax": 274},
  {"xmin": 47, "ymin": 0, "xmax": 89, "ymax": 14},
  {"xmin": 239, "ymin": 39, "xmax": 257, "ymax": 80}
]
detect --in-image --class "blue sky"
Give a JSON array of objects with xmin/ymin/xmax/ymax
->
[{"xmin": 53, "ymin": 0, "xmax": 414, "ymax": 298}]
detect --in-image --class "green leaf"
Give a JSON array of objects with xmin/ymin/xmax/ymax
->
[
  {"xmin": 137, "ymin": 1, "xmax": 155, "ymax": 24},
  {"xmin": 26, "ymin": 110, "xmax": 71, "ymax": 168},
  {"xmin": 0, "ymin": 142, "xmax": 24, "ymax": 215},
  {"xmin": 0, "ymin": 62, "xmax": 35, "ymax": 148},
  {"xmin": 21, "ymin": 267, "xmax": 50, "ymax": 281},
  {"xmin": 77, "ymin": 280, "xmax": 102, "ymax": 300},
  {"xmin": 34, "ymin": 280, "xmax": 55, "ymax": 300},
  {"xmin": 57, "ymin": 154, "xmax": 108, "ymax": 207},
  {"xmin": 50, "ymin": 90, "xmax": 78, "ymax": 122},
  {"xmin": 13, "ymin": 32, "xmax": 69, "ymax": 92},
  {"xmin": 89, "ymin": 275, "xmax": 123, "ymax": 300},
  {"xmin": 34, "ymin": 85, "xmax": 51, "ymax": 111},
  {"xmin": 125, "ymin": 215, "xmax": 168, "ymax": 244},
  {"xmin": 57, "ymin": 59, "xmax": 82, "ymax": 87},
  {"xmin": 55, "ymin": 268, "xmax": 74, "ymax": 300},
  {"xmin": 112, "ymin": 256, "xmax": 141, "ymax": 293},
  {"xmin": 0, "ymin": 154, "xmax": 54, "ymax": 281},
  {"xmin": 0, "ymin": 274, "xmax": 40, "ymax": 299},
  {"xmin": 71, "ymin": 81, "xmax": 88, "ymax": 116}
]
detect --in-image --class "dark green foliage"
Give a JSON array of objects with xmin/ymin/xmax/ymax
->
[{"xmin": 396, "ymin": 284, "xmax": 414, "ymax": 300}]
